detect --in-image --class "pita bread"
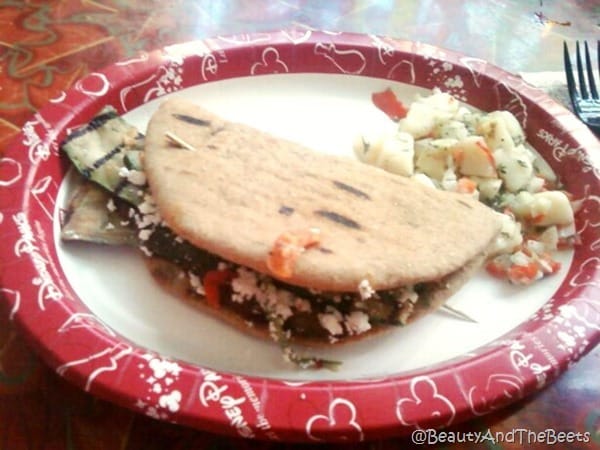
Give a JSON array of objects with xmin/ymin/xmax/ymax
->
[{"xmin": 144, "ymin": 98, "xmax": 500, "ymax": 292}]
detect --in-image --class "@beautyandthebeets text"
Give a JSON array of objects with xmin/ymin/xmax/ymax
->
[{"xmin": 410, "ymin": 428, "xmax": 592, "ymax": 446}]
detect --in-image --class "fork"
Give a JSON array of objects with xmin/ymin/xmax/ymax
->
[{"xmin": 563, "ymin": 40, "xmax": 600, "ymax": 136}]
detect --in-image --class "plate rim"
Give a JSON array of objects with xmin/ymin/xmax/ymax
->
[{"xmin": 1, "ymin": 29, "xmax": 599, "ymax": 442}]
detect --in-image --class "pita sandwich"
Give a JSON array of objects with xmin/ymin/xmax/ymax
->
[{"xmin": 138, "ymin": 98, "xmax": 500, "ymax": 348}]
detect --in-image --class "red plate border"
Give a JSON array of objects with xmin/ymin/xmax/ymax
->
[{"xmin": 0, "ymin": 30, "xmax": 599, "ymax": 442}]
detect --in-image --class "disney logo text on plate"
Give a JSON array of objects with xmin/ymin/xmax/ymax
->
[
  {"xmin": 537, "ymin": 128, "xmax": 598, "ymax": 176},
  {"xmin": 199, "ymin": 368, "xmax": 255, "ymax": 439},
  {"xmin": 12, "ymin": 212, "xmax": 63, "ymax": 312}
]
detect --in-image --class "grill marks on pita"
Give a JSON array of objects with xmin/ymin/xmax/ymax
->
[
  {"xmin": 331, "ymin": 180, "xmax": 371, "ymax": 200},
  {"xmin": 145, "ymin": 99, "xmax": 500, "ymax": 291},
  {"xmin": 314, "ymin": 210, "xmax": 362, "ymax": 230},
  {"xmin": 140, "ymin": 98, "xmax": 500, "ymax": 347}
]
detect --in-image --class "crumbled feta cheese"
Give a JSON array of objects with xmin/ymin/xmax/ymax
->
[
  {"xmin": 282, "ymin": 346, "xmax": 296, "ymax": 363},
  {"xmin": 138, "ymin": 197, "xmax": 157, "ymax": 215},
  {"xmin": 229, "ymin": 266, "xmax": 303, "ymax": 323},
  {"xmin": 126, "ymin": 169, "xmax": 146, "ymax": 186},
  {"xmin": 138, "ymin": 229, "xmax": 152, "ymax": 241},
  {"xmin": 231, "ymin": 267, "xmax": 261, "ymax": 303},
  {"xmin": 274, "ymin": 302, "xmax": 293, "ymax": 320},
  {"xmin": 398, "ymin": 301, "xmax": 415, "ymax": 325},
  {"xmin": 104, "ymin": 222, "xmax": 115, "ymax": 230},
  {"xmin": 318, "ymin": 313, "xmax": 344, "ymax": 336},
  {"xmin": 268, "ymin": 321, "xmax": 280, "ymax": 342},
  {"xmin": 139, "ymin": 245, "xmax": 153, "ymax": 257},
  {"xmin": 106, "ymin": 198, "xmax": 116, "ymax": 212},
  {"xmin": 345, "ymin": 311, "xmax": 371, "ymax": 335},
  {"xmin": 396, "ymin": 285, "xmax": 418, "ymax": 305},
  {"xmin": 358, "ymin": 279, "xmax": 376, "ymax": 300},
  {"xmin": 188, "ymin": 272, "xmax": 205, "ymax": 295}
]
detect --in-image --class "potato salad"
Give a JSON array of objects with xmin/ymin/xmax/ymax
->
[{"xmin": 354, "ymin": 88, "xmax": 578, "ymax": 285}]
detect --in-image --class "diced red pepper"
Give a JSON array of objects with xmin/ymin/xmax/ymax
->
[
  {"xmin": 456, "ymin": 177, "xmax": 478, "ymax": 194},
  {"xmin": 371, "ymin": 88, "xmax": 408, "ymax": 121},
  {"xmin": 507, "ymin": 262, "xmax": 539, "ymax": 285},
  {"xmin": 475, "ymin": 140, "xmax": 496, "ymax": 167},
  {"xmin": 202, "ymin": 269, "xmax": 235, "ymax": 308},
  {"xmin": 452, "ymin": 147, "xmax": 465, "ymax": 165},
  {"xmin": 267, "ymin": 228, "xmax": 321, "ymax": 278},
  {"xmin": 485, "ymin": 260, "xmax": 508, "ymax": 279}
]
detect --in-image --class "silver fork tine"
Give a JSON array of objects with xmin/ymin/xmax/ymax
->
[
  {"xmin": 584, "ymin": 41, "xmax": 598, "ymax": 100},
  {"xmin": 563, "ymin": 42, "xmax": 578, "ymax": 102},
  {"xmin": 575, "ymin": 41, "xmax": 589, "ymax": 99}
]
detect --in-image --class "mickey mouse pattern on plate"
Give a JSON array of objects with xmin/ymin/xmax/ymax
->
[{"xmin": 0, "ymin": 29, "xmax": 598, "ymax": 442}]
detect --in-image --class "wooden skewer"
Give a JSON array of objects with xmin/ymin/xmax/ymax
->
[
  {"xmin": 441, "ymin": 304, "xmax": 478, "ymax": 323},
  {"xmin": 165, "ymin": 131, "xmax": 197, "ymax": 151}
]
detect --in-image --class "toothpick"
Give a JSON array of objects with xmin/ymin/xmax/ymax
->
[
  {"xmin": 441, "ymin": 304, "xmax": 478, "ymax": 323},
  {"xmin": 165, "ymin": 131, "xmax": 197, "ymax": 151}
]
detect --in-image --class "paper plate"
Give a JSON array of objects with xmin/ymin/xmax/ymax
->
[{"xmin": 1, "ymin": 30, "xmax": 598, "ymax": 442}]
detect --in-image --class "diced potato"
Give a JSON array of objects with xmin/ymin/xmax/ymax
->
[
  {"xmin": 538, "ymin": 226, "xmax": 559, "ymax": 251},
  {"xmin": 531, "ymin": 153, "xmax": 558, "ymax": 185},
  {"xmin": 398, "ymin": 90, "xmax": 460, "ymax": 139},
  {"xmin": 433, "ymin": 119, "xmax": 470, "ymax": 140},
  {"xmin": 452, "ymin": 136, "xmax": 497, "ymax": 178},
  {"xmin": 477, "ymin": 110, "xmax": 524, "ymax": 152},
  {"xmin": 460, "ymin": 111, "xmax": 482, "ymax": 134},
  {"xmin": 500, "ymin": 110, "xmax": 525, "ymax": 145},
  {"xmin": 508, "ymin": 191, "xmax": 536, "ymax": 216},
  {"xmin": 525, "ymin": 176, "xmax": 546, "ymax": 193},
  {"xmin": 375, "ymin": 132, "xmax": 415, "ymax": 176},
  {"xmin": 453, "ymin": 106, "xmax": 473, "ymax": 122},
  {"xmin": 415, "ymin": 138, "xmax": 456, "ymax": 180},
  {"xmin": 418, "ymin": 89, "xmax": 461, "ymax": 114},
  {"xmin": 531, "ymin": 191, "xmax": 574, "ymax": 226},
  {"xmin": 353, "ymin": 131, "xmax": 387, "ymax": 165},
  {"xmin": 508, "ymin": 190, "xmax": 574, "ymax": 226},
  {"xmin": 353, "ymin": 131, "xmax": 414, "ymax": 177},
  {"xmin": 489, "ymin": 211, "xmax": 523, "ymax": 255},
  {"xmin": 493, "ymin": 145, "xmax": 535, "ymax": 192},
  {"xmin": 398, "ymin": 103, "xmax": 439, "ymax": 139},
  {"xmin": 470, "ymin": 176, "xmax": 503, "ymax": 200},
  {"xmin": 353, "ymin": 133, "xmax": 373, "ymax": 162}
]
